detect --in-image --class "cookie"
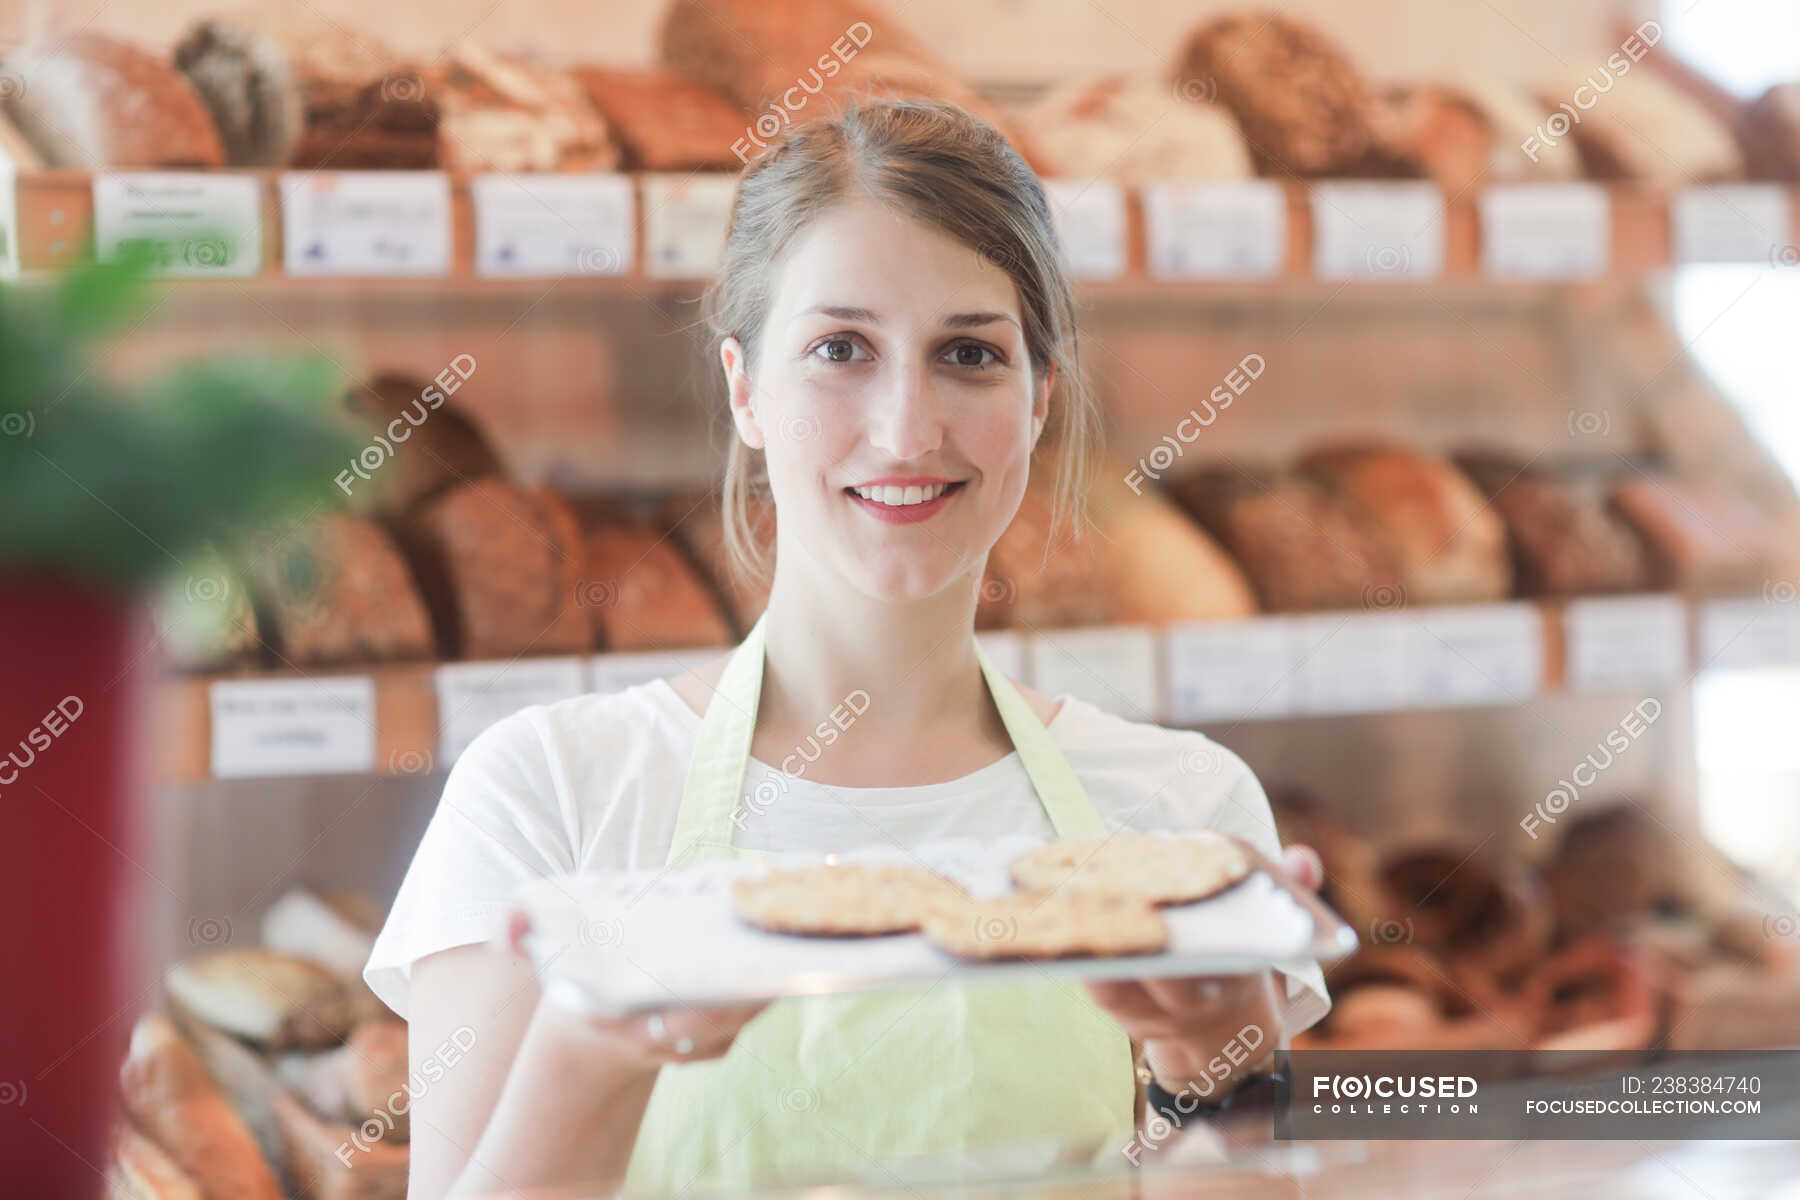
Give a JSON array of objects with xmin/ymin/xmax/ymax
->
[
  {"xmin": 922, "ymin": 891, "xmax": 1168, "ymax": 961},
  {"xmin": 1008, "ymin": 831, "xmax": 1252, "ymax": 905},
  {"xmin": 732, "ymin": 864, "xmax": 969, "ymax": 936}
]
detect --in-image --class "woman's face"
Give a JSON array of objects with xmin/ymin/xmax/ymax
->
[{"xmin": 723, "ymin": 197, "xmax": 1050, "ymax": 606}]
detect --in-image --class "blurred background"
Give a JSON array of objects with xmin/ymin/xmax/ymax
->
[{"xmin": 2, "ymin": 0, "xmax": 1799, "ymax": 1195}]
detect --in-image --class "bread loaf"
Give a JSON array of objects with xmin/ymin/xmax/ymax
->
[
  {"xmin": 248, "ymin": 514, "xmax": 434, "ymax": 667},
  {"xmin": 154, "ymin": 547, "xmax": 262, "ymax": 672},
  {"xmin": 1544, "ymin": 804, "xmax": 1744, "ymax": 939},
  {"xmin": 1299, "ymin": 443, "xmax": 1511, "ymax": 605},
  {"xmin": 0, "ymin": 106, "xmax": 46, "ymax": 168},
  {"xmin": 583, "ymin": 514, "xmax": 734, "ymax": 651},
  {"xmin": 1170, "ymin": 13, "xmax": 1386, "ymax": 178},
  {"xmin": 165, "ymin": 949, "xmax": 353, "ymax": 1051},
  {"xmin": 1454, "ymin": 451, "xmax": 1651, "ymax": 596},
  {"xmin": 1019, "ymin": 74, "xmax": 1251, "ymax": 183},
  {"xmin": 1167, "ymin": 465, "xmax": 1403, "ymax": 612},
  {"xmin": 277, "ymin": 1021, "xmax": 411, "ymax": 1142},
  {"xmin": 398, "ymin": 478, "xmax": 591, "ymax": 659},
  {"xmin": 1376, "ymin": 78, "xmax": 1578, "ymax": 192},
  {"xmin": 261, "ymin": 888, "xmax": 389, "ymax": 1026},
  {"xmin": 977, "ymin": 481, "xmax": 1114, "ymax": 630},
  {"xmin": 3, "ymin": 33, "xmax": 224, "ymax": 167},
  {"xmin": 343, "ymin": 373, "xmax": 505, "ymax": 518},
  {"xmin": 432, "ymin": 42, "xmax": 619, "ymax": 173},
  {"xmin": 1611, "ymin": 475, "xmax": 1788, "ymax": 594},
  {"xmin": 107, "ymin": 1121, "xmax": 202, "ymax": 1199},
  {"xmin": 571, "ymin": 67, "xmax": 748, "ymax": 170},
  {"xmin": 1538, "ymin": 70, "xmax": 1741, "ymax": 184},
  {"xmin": 1743, "ymin": 83, "xmax": 1800, "ymax": 181},
  {"xmin": 1377, "ymin": 842, "xmax": 1552, "ymax": 990},
  {"xmin": 273, "ymin": 1084, "xmax": 409, "ymax": 1200},
  {"xmin": 118, "ymin": 1015, "xmax": 281, "ymax": 1200},
  {"xmin": 662, "ymin": 489, "xmax": 775, "ymax": 634},
  {"xmin": 1084, "ymin": 463, "xmax": 1258, "ymax": 623}
]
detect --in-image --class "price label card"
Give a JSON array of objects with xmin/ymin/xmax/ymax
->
[
  {"xmin": 1028, "ymin": 626, "xmax": 1160, "ymax": 721},
  {"xmin": 1565, "ymin": 594, "xmax": 1688, "ymax": 691},
  {"xmin": 93, "ymin": 172, "xmax": 261, "ymax": 277},
  {"xmin": 1672, "ymin": 185, "xmax": 1792, "ymax": 265},
  {"xmin": 1165, "ymin": 618, "xmax": 1297, "ymax": 723},
  {"xmin": 641, "ymin": 174, "xmax": 735, "ymax": 278},
  {"xmin": 1698, "ymin": 597, "xmax": 1800, "ymax": 670},
  {"xmin": 588, "ymin": 649, "xmax": 719, "ymax": 695},
  {"xmin": 1043, "ymin": 179, "xmax": 1127, "ymax": 279},
  {"xmin": 0, "ymin": 162, "xmax": 18, "ymax": 278},
  {"xmin": 435, "ymin": 657, "xmax": 590, "ymax": 762},
  {"xmin": 974, "ymin": 630, "xmax": 1031, "ymax": 684},
  {"xmin": 1143, "ymin": 181, "xmax": 1286, "ymax": 279},
  {"xmin": 211, "ymin": 677, "xmax": 376, "ymax": 778},
  {"xmin": 281, "ymin": 172, "xmax": 451, "ymax": 276},
  {"xmin": 1290, "ymin": 612, "xmax": 1413, "ymax": 714},
  {"xmin": 472, "ymin": 174, "xmax": 634, "ymax": 277},
  {"xmin": 1480, "ymin": 183, "xmax": 1609, "ymax": 279},
  {"xmin": 1407, "ymin": 604, "xmax": 1544, "ymax": 707},
  {"xmin": 1311, "ymin": 181, "xmax": 1445, "ymax": 280}
]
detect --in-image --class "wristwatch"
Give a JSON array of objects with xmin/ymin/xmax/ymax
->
[{"xmin": 1139, "ymin": 1058, "xmax": 1284, "ymax": 1121}]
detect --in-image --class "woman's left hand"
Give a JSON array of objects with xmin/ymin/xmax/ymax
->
[{"xmin": 1085, "ymin": 843, "xmax": 1323, "ymax": 1090}]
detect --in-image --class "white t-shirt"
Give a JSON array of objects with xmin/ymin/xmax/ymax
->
[{"xmin": 365, "ymin": 678, "xmax": 1331, "ymax": 1036}]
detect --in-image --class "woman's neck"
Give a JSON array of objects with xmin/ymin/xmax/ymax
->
[{"xmin": 752, "ymin": 559, "xmax": 1010, "ymax": 783}]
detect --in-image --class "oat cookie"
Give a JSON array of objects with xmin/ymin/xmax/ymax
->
[
  {"xmin": 923, "ymin": 891, "xmax": 1168, "ymax": 960},
  {"xmin": 732, "ymin": 864, "xmax": 969, "ymax": 936},
  {"xmin": 1008, "ymin": 831, "xmax": 1252, "ymax": 905}
]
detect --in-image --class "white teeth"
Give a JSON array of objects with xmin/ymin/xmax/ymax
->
[{"xmin": 852, "ymin": 482, "xmax": 952, "ymax": 506}]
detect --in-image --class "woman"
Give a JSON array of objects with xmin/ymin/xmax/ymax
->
[{"xmin": 365, "ymin": 98, "xmax": 1331, "ymax": 1197}]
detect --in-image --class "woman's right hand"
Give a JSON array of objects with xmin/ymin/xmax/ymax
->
[{"xmin": 506, "ymin": 908, "xmax": 770, "ymax": 1072}]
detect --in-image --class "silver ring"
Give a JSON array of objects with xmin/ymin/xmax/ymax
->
[{"xmin": 646, "ymin": 1012, "xmax": 696, "ymax": 1056}]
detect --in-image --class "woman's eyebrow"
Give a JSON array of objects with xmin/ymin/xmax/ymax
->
[
  {"xmin": 943, "ymin": 311, "xmax": 1020, "ymax": 331},
  {"xmin": 798, "ymin": 304, "xmax": 880, "ymax": 322}
]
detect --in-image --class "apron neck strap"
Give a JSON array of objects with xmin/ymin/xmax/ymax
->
[{"xmin": 667, "ymin": 613, "xmax": 1104, "ymax": 867}]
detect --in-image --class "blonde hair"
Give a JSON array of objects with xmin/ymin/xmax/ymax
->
[{"xmin": 702, "ymin": 96, "xmax": 1099, "ymax": 592}]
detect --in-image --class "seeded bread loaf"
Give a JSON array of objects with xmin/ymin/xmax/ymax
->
[
  {"xmin": 1454, "ymin": 451, "xmax": 1651, "ymax": 596},
  {"xmin": 247, "ymin": 514, "xmax": 434, "ymax": 667}
]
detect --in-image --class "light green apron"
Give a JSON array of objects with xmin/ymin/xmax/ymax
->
[{"xmin": 621, "ymin": 614, "xmax": 1137, "ymax": 1196}]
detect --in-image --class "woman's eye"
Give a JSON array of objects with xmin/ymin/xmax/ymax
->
[
  {"xmin": 813, "ymin": 338, "xmax": 863, "ymax": 363},
  {"xmin": 945, "ymin": 342, "xmax": 997, "ymax": 368}
]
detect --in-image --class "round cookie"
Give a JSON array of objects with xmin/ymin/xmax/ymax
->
[
  {"xmin": 923, "ymin": 891, "xmax": 1168, "ymax": 961},
  {"xmin": 1008, "ymin": 831, "xmax": 1252, "ymax": 905},
  {"xmin": 732, "ymin": 864, "xmax": 968, "ymax": 936}
]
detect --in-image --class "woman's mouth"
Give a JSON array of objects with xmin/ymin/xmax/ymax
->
[{"xmin": 844, "ymin": 480, "xmax": 966, "ymax": 524}]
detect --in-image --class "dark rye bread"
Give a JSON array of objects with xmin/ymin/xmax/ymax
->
[
  {"xmin": 246, "ymin": 514, "xmax": 433, "ymax": 667},
  {"xmin": 3, "ymin": 32, "xmax": 224, "ymax": 167},
  {"xmin": 397, "ymin": 478, "xmax": 590, "ymax": 660},
  {"xmin": 1454, "ymin": 451, "xmax": 1651, "ymax": 596}
]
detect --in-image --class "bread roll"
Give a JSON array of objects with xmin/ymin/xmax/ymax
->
[
  {"xmin": 247, "ymin": 514, "xmax": 434, "ymax": 667},
  {"xmin": 1455, "ymin": 451, "xmax": 1652, "ymax": 596},
  {"xmin": 107, "ymin": 1121, "xmax": 202, "ymax": 1200},
  {"xmin": 397, "ymin": 478, "xmax": 591, "ymax": 659},
  {"xmin": 431, "ymin": 42, "xmax": 619, "ymax": 173},
  {"xmin": 118, "ymin": 1015, "xmax": 281, "ymax": 1200},
  {"xmin": 277, "ymin": 1021, "xmax": 411, "ymax": 1142},
  {"xmin": 1299, "ymin": 442, "xmax": 1511, "ymax": 606},
  {"xmin": 1167, "ymin": 465, "xmax": 1403, "ymax": 613},
  {"xmin": 1538, "ymin": 69, "xmax": 1741, "ymax": 184},
  {"xmin": 343, "ymin": 373, "xmax": 505, "ymax": 518},
  {"xmin": 165, "ymin": 949, "xmax": 353, "ymax": 1051},
  {"xmin": 1544, "ymin": 804, "xmax": 1744, "ymax": 939},
  {"xmin": 1526, "ymin": 937, "xmax": 1657, "ymax": 1052},
  {"xmin": 582, "ymin": 514, "xmax": 734, "ymax": 651},
  {"xmin": 1377, "ymin": 842, "xmax": 1552, "ymax": 989},
  {"xmin": 1170, "ymin": 13, "xmax": 1388, "ymax": 178},
  {"xmin": 3, "ymin": 33, "xmax": 224, "ymax": 167},
  {"xmin": 571, "ymin": 67, "xmax": 748, "ymax": 170},
  {"xmin": 1611, "ymin": 475, "xmax": 1789, "ymax": 594},
  {"xmin": 1019, "ymin": 74, "xmax": 1251, "ymax": 183}
]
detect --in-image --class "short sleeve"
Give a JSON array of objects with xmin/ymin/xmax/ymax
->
[
  {"xmin": 1188, "ymin": 740, "xmax": 1333, "ymax": 1041},
  {"xmin": 363, "ymin": 709, "xmax": 577, "ymax": 1020}
]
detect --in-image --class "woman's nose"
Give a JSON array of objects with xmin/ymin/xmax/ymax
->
[{"xmin": 866, "ymin": 363, "xmax": 943, "ymax": 459}]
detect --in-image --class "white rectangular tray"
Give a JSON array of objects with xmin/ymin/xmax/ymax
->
[{"xmin": 515, "ymin": 833, "xmax": 1358, "ymax": 1017}]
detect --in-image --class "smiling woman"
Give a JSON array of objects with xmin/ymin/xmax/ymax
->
[{"xmin": 370, "ymin": 97, "xmax": 1328, "ymax": 1200}]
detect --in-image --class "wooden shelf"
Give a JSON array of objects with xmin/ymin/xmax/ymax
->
[
  {"xmin": 14, "ymin": 170, "xmax": 1799, "ymax": 286},
  {"xmin": 153, "ymin": 592, "xmax": 1800, "ymax": 784}
]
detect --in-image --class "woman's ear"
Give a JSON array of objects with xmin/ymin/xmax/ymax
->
[
  {"xmin": 721, "ymin": 336, "xmax": 766, "ymax": 450},
  {"xmin": 1031, "ymin": 361, "xmax": 1056, "ymax": 448}
]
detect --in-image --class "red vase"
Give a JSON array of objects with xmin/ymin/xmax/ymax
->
[{"xmin": 0, "ymin": 575, "xmax": 155, "ymax": 1197}]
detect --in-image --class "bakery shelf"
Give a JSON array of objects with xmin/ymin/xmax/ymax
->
[
  {"xmin": 14, "ymin": 170, "xmax": 1800, "ymax": 287},
  {"xmin": 151, "ymin": 592, "xmax": 1795, "ymax": 784}
]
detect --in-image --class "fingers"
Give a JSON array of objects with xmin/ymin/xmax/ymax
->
[
  {"xmin": 1281, "ymin": 843, "xmax": 1324, "ymax": 893},
  {"xmin": 506, "ymin": 909, "xmax": 533, "ymax": 957}
]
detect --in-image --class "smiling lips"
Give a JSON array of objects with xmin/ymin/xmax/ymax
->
[{"xmin": 844, "ymin": 478, "xmax": 966, "ymax": 524}]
